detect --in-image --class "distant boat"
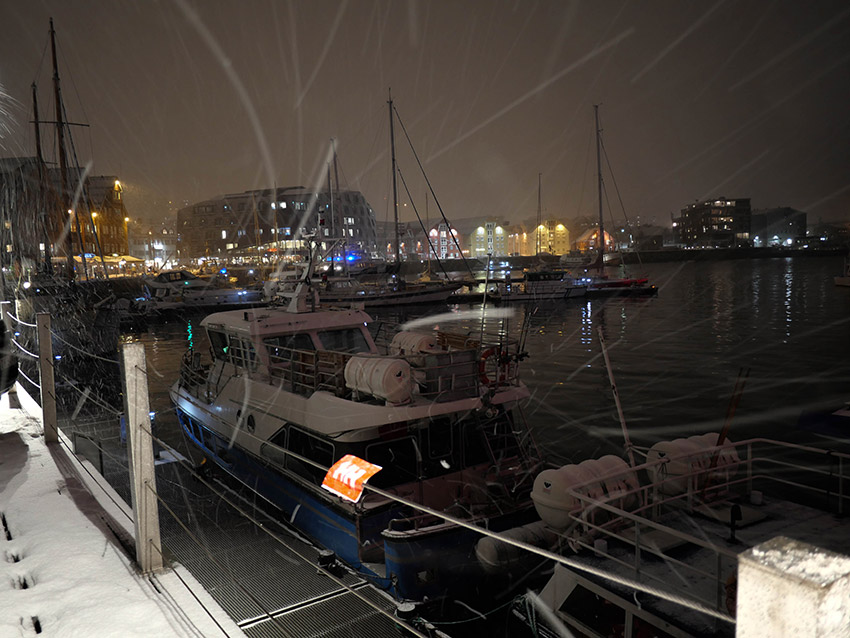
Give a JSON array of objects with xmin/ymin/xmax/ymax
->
[
  {"xmin": 264, "ymin": 269, "xmax": 462, "ymax": 308},
  {"xmin": 492, "ymin": 268, "xmax": 587, "ymax": 302},
  {"xmin": 139, "ymin": 269, "xmax": 264, "ymax": 314}
]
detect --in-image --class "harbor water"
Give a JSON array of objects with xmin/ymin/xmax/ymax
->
[{"xmin": 128, "ymin": 255, "xmax": 850, "ymax": 465}]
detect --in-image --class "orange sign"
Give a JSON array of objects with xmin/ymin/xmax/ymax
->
[{"xmin": 321, "ymin": 455, "xmax": 383, "ymax": 503}]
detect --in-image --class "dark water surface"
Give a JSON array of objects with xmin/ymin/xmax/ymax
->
[{"xmin": 128, "ymin": 255, "xmax": 850, "ymax": 463}]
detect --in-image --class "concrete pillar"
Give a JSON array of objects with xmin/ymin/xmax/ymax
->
[
  {"xmin": 122, "ymin": 341, "xmax": 164, "ymax": 574},
  {"xmin": 737, "ymin": 536, "xmax": 850, "ymax": 637},
  {"xmin": 35, "ymin": 313, "xmax": 58, "ymax": 444}
]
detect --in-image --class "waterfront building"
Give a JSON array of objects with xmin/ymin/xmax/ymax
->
[
  {"xmin": 177, "ymin": 187, "xmax": 378, "ymax": 262},
  {"xmin": 751, "ymin": 207, "xmax": 807, "ymax": 247},
  {"xmin": 84, "ymin": 176, "xmax": 130, "ymax": 258},
  {"xmin": 0, "ymin": 159, "xmax": 132, "ymax": 278},
  {"xmin": 573, "ymin": 227, "xmax": 615, "ymax": 254},
  {"xmin": 425, "ymin": 221, "xmax": 463, "ymax": 260},
  {"xmin": 128, "ymin": 220, "xmax": 177, "ymax": 269},
  {"xmin": 673, "ymin": 197, "xmax": 751, "ymax": 247}
]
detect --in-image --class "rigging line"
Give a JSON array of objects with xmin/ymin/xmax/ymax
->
[
  {"xmin": 61, "ymin": 97, "xmax": 109, "ymax": 277},
  {"xmin": 396, "ymin": 165, "xmax": 450, "ymax": 280},
  {"xmin": 601, "ymin": 137, "xmax": 643, "ymax": 268},
  {"xmin": 391, "ymin": 104, "xmax": 475, "ymax": 279},
  {"xmin": 140, "ymin": 430, "xmax": 429, "ymax": 638}
]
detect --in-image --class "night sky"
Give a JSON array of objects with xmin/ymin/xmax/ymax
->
[{"xmin": 2, "ymin": 1, "xmax": 849, "ymax": 227}]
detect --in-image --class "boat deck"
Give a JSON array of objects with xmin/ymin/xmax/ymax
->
[
  {"xmin": 554, "ymin": 495, "xmax": 850, "ymax": 637},
  {"xmin": 523, "ymin": 438, "xmax": 850, "ymax": 637}
]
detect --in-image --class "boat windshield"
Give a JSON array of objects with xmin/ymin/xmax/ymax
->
[{"xmin": 316, "ymin": 328, "xmax": 370, "ymax": 354}]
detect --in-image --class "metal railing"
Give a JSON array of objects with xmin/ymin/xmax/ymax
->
[{"xmin": 554, "ymin": 437, "xmax": 850, "ymax": 618}]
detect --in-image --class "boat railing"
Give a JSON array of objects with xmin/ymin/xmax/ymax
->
[
  {"xmin": 553, "ymin": 437, "xmax": 850, "ymax": 619},
  {"xmin": 371, "ymin": 322, "xmax": 525, "ymax": 392},
  {"xmin": 179, "ymin": 350, "xmax": 209, "ymax": 397},
  {"xmin": 263, "ymin": 331, "xmax": 522, "ymax": 400}
]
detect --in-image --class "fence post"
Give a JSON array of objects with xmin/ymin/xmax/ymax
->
[
  {"xmin": 1, "ymin": 301, "xmax": 20, "ymax": 408},
  {"xmin": 35, "ymin": 313, "xmax": 58, "ymax": 444},
  {"xmin": 122, "ymin": 341, "xmax": 164, "ymax": 574}
]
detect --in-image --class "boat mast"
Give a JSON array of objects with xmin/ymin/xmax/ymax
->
[
  {"xmin": 595, "ymin": 104, "xmax": 604, "ymax": 269},
  {"xmin": 536, "ymin": 173, "xmax": 542, "ymax": 255},
  {"xmin": 332, "ymin": 138, "xmax": 346, "ymax": 267},
  {"xmin": 388, "ymin": 89, "xmax": 400, "ymax": 263},
  {"xmin": 326, "ymin": 159, "xmax": 335, "ymax": 271},
  {"xmin": 51, "ymin": 18, "xmax": 82, "ymax": 281},
  {"xmin": 32, "ymin": 82, "xmax": 53, "ymax": 275}
]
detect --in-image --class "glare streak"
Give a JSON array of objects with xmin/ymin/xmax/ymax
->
[
  {"xmin": 295, "ymin": 0, "xmax": 349, "ymax": 107},
  {"xmin": 697, "ymin": 148, "xmax": 772, "ymax": 201},
  {"xmin": 631, "ymin": 0, "xmax": 726, "ymax": 84},
  {"xmin": 427, "ymin": 28, "xmax": 635, "ymax": 162},
  {"xmin": 173, "ymin": 0, "xmax": 276, "ymax": 189},
  {"xmin": 729, "ymin": 7, "xmax": 850, "ymax": 91}
]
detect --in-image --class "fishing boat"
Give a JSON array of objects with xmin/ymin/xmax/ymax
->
[
  {"xmin": 170, "ymin": 240, "xmax": 542, "ymax": 602},
  {"xmin": 476, "ymin": 339, "xmax": 850, "ymax": 637},
  {"xmin": 494, "ymin": 433, "xmax": 850, "ymax": 637}
]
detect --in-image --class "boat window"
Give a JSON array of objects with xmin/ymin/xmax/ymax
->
[
  {"xmin": 316, "ymin": 328, "xmax": 370, "ymax": 354},
  {"xmin": 427, "ymin": 417, "xmax": 453, "ymax": 459},
  {"xmin": 462, "ymin": 421, "xmax": 491, "ymax": 467},
  {"xmin": 264, "ymin": 333, "xmax": 315, "ymax": 366},
  {"xmin": 366, "ymin": 437, "xmax": 419, "ymax": 488},
  {"xmin": 228, "ymin": 338, "xmax": 257, "ymax": 371},
  {"xmin": 259, "ymin": 428, "xmax": 289, "ymax": 469},
  {"xmin": 286, "ymin": 427, "xmax": 334, "ymax": 484},
  {"xmin": 208, "ymin": 330, "xmax": 229, "ymax": 362}
]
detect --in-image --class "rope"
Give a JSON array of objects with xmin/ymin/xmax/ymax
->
[
  {"xmin": 15, "ymin": 367, "xmax": 41, "ymax": 390},
  {"xmin": 53, "ymin": 372, "xmax": 122, "ymax": 415},
  {"xmin": 55, "ymin": 433, "xmax": 134, "ymax": 524},
  {"xmin": 11, "ymin": 339, "xmax": 39, "ymax": 360},
  {"xmin": 7, "ymin": 314, "xmax": 37, "ymax": 328},
  {"xmin": 50, "ymin": 331, "xmax": 119, "ymax": 365},
  {"xmin": 149, "ymin": 568, "xmax": 233, "ymax": 638}
]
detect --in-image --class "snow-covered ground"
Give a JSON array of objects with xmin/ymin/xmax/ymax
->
[{"xmin": 0, "ymin": 384, "xmax": 244, "ymax": 638}]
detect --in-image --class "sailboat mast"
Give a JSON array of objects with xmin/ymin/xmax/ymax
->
[
  {"xmin": 50, "ymin": 18, "xmax": 79, "ymax": 281},
  {"xmin": 388, "ymin": 90, "xmax": 400, "ymax": 263},
  {"xmin": 32, "ymin": 82, "xmax": 53, "ymax": 275},
  {"xmin": 332, "ymin": 138, "xmax": 345, "ymax": 265},
  {"xmin": 595, "ymin": 104, "xmax": 604, "ymax": 267},
  {"xmin": 536, "ymin": 173, "xmax": 542, "ymax": 255}
]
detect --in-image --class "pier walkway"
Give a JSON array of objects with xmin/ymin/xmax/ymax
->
[{"xmin": 0, "ymin": 384, "xmax": 408, "ymax": 637}]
